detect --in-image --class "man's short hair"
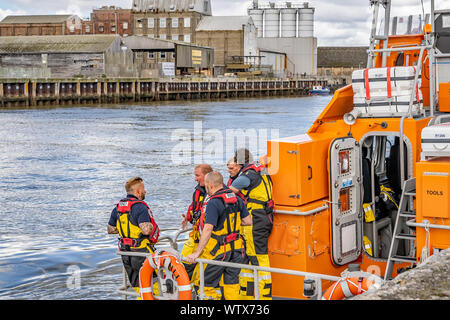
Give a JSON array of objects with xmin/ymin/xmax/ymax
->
[
  {"xmin": 205, "ymin": 171, "xmax": 223, "ymax": 188},
  {"xmin": 233, "ymin": 148, "xmax": 253, "ymax": 166},
  {"xmin": 125, "ymin": 177, "xmax": 143, "ymax": 193},
  {"xmin": 195, "ymin": 163, "xmax": 213, "ymax": 175}
]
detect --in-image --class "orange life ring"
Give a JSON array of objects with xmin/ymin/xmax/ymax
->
[
  {"xmin": 322, "ymin": 277, "xmax": 375, "ymax": 300},
  {"xmin": 139, "ymin": 250, "xmax": 192, "ymax": 300}
]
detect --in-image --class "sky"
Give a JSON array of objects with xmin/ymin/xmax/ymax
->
[{"xmin": 1, "ymin": 0, "xmax": 450, "ymax": 46}]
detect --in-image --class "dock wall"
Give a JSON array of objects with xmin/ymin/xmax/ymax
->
[{"xmin": 0, "ymin": 78, "xmax": 328, "ymax": 107}]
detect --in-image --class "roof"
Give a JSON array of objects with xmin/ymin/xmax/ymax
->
[
  {"xmin": 0, "ymin": 15, "xmax": 76, "ymax": 24},
  {"xmin": 317, "ymin": 46, "xmax": 368, "ymax": 68},
  {"xmin": 132, "ymin": 0, "xmax": 212, "ymax": 15},
  {"xmin": 122, "ymin": 35, "xmax": 214, "ymax": 51},
  {"xmin": 196, "ymin": 16, "xmax": 254, "ymax": 31},
  {"xmin": 0, "ymin": 35, "xmax": 120, "ymax": 54},
  {"xmin": 122, "ymin": 36, "xmax": 175, "ymax": 50}
]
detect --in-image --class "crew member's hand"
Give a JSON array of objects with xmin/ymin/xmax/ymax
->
[
  {"xmin": 185, "ymin": 251, "xmax": 200, "ymax": 264},
  {"xmin": 181, "ymin": 213, "xmax": 188, "ymax": 230}
]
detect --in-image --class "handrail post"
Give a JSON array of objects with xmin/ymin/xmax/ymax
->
[
  {"xmin": 199, "ymin": 261, "xmax": 206, "ymax": 300},
  {"xmin": 122, "ymin": 266, "xmax": 128, "ymax": 300},
  {"xmin": 253, "ymin": 269, "xmax": 260, "ymax": 300},
  {"xmin": 315, "ymin": 277, "xmax": 322, "ymax": 300}
]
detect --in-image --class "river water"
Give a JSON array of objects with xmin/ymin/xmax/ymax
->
[{"xmin": 0, "ymin": 95, "xmax": 331, "ymax": 300}]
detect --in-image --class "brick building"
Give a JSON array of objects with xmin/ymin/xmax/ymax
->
[
  {"xmin": 89, "ymin": 6, "xmax": 133, "ymax": 36},
  {"xmin": 131, "ymin": 0, "xmax": 212, "ymax": 43},
  {"xmin": 0, "ymin": 15, "xmax": 83, "ymax": 36}
]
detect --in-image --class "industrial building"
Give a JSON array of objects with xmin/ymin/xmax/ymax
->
[
  {"xmin": 131, "ymin": 0, "xmax": 212, "ymax": 43},
  {"xmin": 0, "ymin": 15, "xmax": 83, "ymax": 37},
  {"xmin": 0, "ymin": 35, "xmax": 136, "ymax": 78},
  {"xmin": 317, "ymin": 46, "xmax": 368, "ymax": 86},
  {"xmin": 248, "ymin": 1, "xmax": 317, "ymax": 76},
  {"xmin": 195, "ymin": 16, "xmax": 258, "ymax": 76},
  {"xmin": 87, "ymin": 6, "xmax": 134, "ymax": 36},
  {"xmin": 257, "ymin": 49, "xmax": 287, "ymax": 78},
  {"xmin": 121, "ymin": 35, "xmax": 214, "ymax": 77}
]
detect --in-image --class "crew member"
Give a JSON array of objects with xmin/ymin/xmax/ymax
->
[
  {"xmin": 180, "ymin": 164, "xmax": 213, "ymax": 283},
  {"xmin": 107, "ymin": 177, "xmax": 160, "ymax": 296},
  {"xmin": 228, "ymin": 148, "xmax": 274, "ymax": 300},
  {"xmin": 185, "ymin": 171, "xmax": 252, "ymax": 300}
]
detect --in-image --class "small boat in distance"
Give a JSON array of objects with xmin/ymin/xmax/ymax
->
[{"xmin": 309, "ymin": 85, "xmax": 330, "ymax": 95}]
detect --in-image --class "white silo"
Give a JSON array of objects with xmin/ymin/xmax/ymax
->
[
  {"xmin": 264, "ymin": 4, "xmax": 280, "ymax": 38},
  {"xmin": 298, "ymin": 4, "xmax": 314, "ymax": 37},
  {"xmin": 280, "ymin": 7, "xmax": 297, "ymax": 38},
  {"xmin": 249, "ymin": 8, "xmax": 265, "ymax": 38}
]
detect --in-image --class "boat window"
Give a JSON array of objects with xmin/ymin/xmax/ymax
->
[
  {"xmin": 339, "ymin": 188, "xmax": 351, "ymax": 213},
  {"xmin": 395, "ymin": 53, "xmax": 405, "ymax": 66},
  {"xmin": 339, "ymin": 150, "xmax": 350, "ymax": 174},
  {"xmin": 378, "ymin": 14, "xmax": 428, "ymax": 36},
  {"xmin": 395, "ymin": 16, "xmax": 410, "ymax": 35}
]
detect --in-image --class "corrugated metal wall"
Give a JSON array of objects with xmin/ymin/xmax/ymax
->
[{"xmin": 175, "ymin": 44, "xmax": 214, "ymax": 69}]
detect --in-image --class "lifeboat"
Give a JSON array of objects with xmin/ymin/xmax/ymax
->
[
  {"xmin": 264, "ymin": 0, "xmax": 450, "ymax": 300},
  {"xmin": 117, "ymin": 0, "xmax": 450, "ymax": 301}
]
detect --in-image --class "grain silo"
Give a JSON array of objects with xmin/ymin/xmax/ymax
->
[
  {"xmin": 264, "ymin": 3, "xmax": 280, "ymax": 38},
  {"xmin": 249, "ymin": 6, "xmax": 264, "ymax": 37},
  {"xmin": 247, "ymin": 1, "xmax": 315, "ymax": 39},
  {"xmin": 280, "ymin": 3, "xmax": 297, "ymax": 38},
  {"xmin": 247, "ymin": 1, "xmax": 317, "ymax": 76},
  {"xmin": 298, "ymin": 3, "xmax": 314, "ymax": 37}
]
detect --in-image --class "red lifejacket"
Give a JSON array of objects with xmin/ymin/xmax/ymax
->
[
  {"xmin": 185, "ymin": 185, "xmax": 206, "ymax": 225},
  {"xmin": 241, "ymin": 162, "xmax": 263, "ymax": 174},
  {"xmin": 227, "ymin": 162, "xmax": 264, "ymax": 204},
  {"xmin": 117, "ymin": 198, "xmax": 160, "ymax": 244}
]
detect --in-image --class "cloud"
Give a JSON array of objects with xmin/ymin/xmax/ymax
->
[
  {"xmin": 0, "ymin": 8, "xmax": 26, "ymax": 21},
  {"xmin": 1, "ymin": 0, "xmax": 448, "ymax": 45}
]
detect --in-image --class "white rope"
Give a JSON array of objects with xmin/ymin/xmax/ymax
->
[
  {"xmin": 323, "ymin": 278, "xmax": 342, "ymax": 300},
  {"xmin": 346, "ymin": 278, "xmax": 368, "ymax": 293},
  {"xmin": 420, "ymin": 220, "xmax": 431, "ymax": 264}
]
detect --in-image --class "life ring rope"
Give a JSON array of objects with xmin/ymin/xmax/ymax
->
[
  {"xmin": 139, "ymin": 250, "xmax": 192, "ymax": 300},
  {"xmin": 322, "ymin": 276, "xmax": 375, "ymax": 300}
]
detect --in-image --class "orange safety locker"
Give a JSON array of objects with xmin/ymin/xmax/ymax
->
[
  {"xmin": 416, "ymin": 159, "xmax": 450, "ymax": 252},
  {"xmin": 267, "ymin": 134, "xmax": 331, "ymax": 207},
  {"xmin": 439, "ymin": 83, "xmax": 450, "ymax": 112}
]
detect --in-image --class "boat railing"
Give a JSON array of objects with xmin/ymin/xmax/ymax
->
[
  {"xmin": 115, "ymin": 226, "xmax": 343, "ymax": 300},
  {"xmin": 406, "ymin": 219, "xmax": 450, "ymax": 231}
]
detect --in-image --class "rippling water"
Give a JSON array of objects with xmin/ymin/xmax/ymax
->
[{"xmin": 0, "ymin": 95, "xmax": 331, "ymax": 299}]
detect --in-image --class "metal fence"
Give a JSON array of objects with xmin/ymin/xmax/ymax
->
[{"xmin": 115, "ymin": 227, "xmax": 343, "ymax": 300}]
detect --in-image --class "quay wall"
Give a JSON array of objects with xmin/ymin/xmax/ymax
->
[{"xmin": 0, "ymin": 77, "xmax": 329, "ymax": 107}]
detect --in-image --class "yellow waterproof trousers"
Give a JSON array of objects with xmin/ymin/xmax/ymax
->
[{"xmin": 239, "ymin": 221, "xmax": 272, "ymax": 300}]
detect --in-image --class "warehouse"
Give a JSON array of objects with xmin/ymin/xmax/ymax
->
[
  {"xmin": 0, "ymin": 35, "xmax": 136, "ymax": 78},
  {"xmin": 0, "ymin": 14, "xmax": 83, "ymax": 37},
  {"xmin": 122, "ymin": 35, "xmax": 214, "ymax": 77},
  {"xmin": 195, "ymin": 16, "xmax": 257, "ymax": 76}
]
